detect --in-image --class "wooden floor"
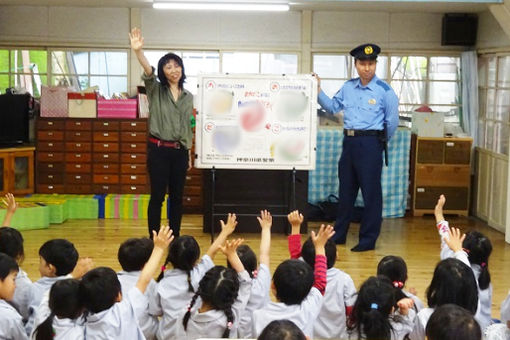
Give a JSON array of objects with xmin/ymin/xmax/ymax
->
[{"xmin": 17, "ymin": 213, "xmax": 510, "ymax": 318}]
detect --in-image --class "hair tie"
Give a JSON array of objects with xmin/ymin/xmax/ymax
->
[
  {"xmin": 393, "ymin": 281, "xmax": 404, "ymax": 289},
  {"xmin": 370, "ymin": 303, "xmax": 378, "ymax": 310},
  {"xmin": 252, "ymin": 269, "xmax": 258, "ymax": 278},
  {"xmin": 227, "ymin": 321, "xmax": 233, "ymax": 329},
  {"xmin": 186, "ymin": 304, "xmax": 191, "ymax": 312},
  {"xmin": 161, "ymin": 265, "xmax": 166, "ymax": 272},
  {"xmin": 481, "ymin": 262, "xmax": 487, "ymax": 268}
]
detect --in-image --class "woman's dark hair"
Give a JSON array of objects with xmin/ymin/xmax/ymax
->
[
  {"xmin": 157, "ymin": 236, "xmax": 200, "ymax": 292},
  {"xmin": 273, "ymin": 259, "xmax": 313, "ymax": 305},
  {"xmin": 183, "ymin": 266, "xmax": 239, "ymax": 338},
  {"xmin": 0, "ymin": 252, "xmax": 18, "ymax": 280},
  {"xmin": 463, "ymin": 231, "xmax": 492, "ymax": 290},
  {"xmin": 227, "ymin": 244, "xmax": 257, "ymax": 278},
  {"xmin": 348, "ymin": 276, "xmax": 396, "ymax": 340},
  {"xmin": 117, "ymin": 237, "xmax": 153, "ymax": 272},
  {"xmin": 426, "ymin": 258, "xmax": 478, "ymax": 314},
  {"xmin": 34, "ymin": 279, "xmax": 82, "ymax": 340},
  {"xmin": 258, "ymin": 319, "xmax": 306, "ymax": 340},
  {"xmin": 157, "ymin": 53, "xmax": 186, "ymax": 89},
  {"xmin": 426, "ymin": 304, "xmax": 481, "ymax": 340},
  {"xmin": 301, "ymin": 237, "xmax": 337, "ymax": 269},
  {"xmin": 0, "ymin": 227, "xmax": 24, "ymax": 263}
]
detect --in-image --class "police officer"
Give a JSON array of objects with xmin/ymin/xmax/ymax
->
[{"xmin": 313, "ymin": 43, "xmax": 399, "ymax": 252}]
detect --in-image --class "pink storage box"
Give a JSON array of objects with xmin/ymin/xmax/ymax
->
[{"xmin": 97, "ymin": 98, "xmax": 138, "ymax": 119}]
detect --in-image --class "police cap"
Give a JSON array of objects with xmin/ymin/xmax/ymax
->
[{"xmin": 350, "ymin": 43, "xmax": 381, "ymax": 60}]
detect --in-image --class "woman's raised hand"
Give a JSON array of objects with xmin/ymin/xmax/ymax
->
[{"xmin": 129, "ymin": 27, "xmax": 144, "ymax": 51}]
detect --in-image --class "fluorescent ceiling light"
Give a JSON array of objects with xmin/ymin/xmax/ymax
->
[{"xmin": 153, "ymin": 2, "xmax": 290, "ymax": 11}]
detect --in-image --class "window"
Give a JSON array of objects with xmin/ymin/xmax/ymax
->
[
  {"xmin": 313, "ymin": 53, "xmax": 461, "ymax": 127},
  {"xmin": 0, "ymin": 49, "xmax": 48, "ymax": 97},
  {"xmin": 478, "ymin": 54, "xmax": 510, "ymax": 155}
]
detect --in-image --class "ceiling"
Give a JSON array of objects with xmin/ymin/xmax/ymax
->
[{"xmin": 0, "ymin": 0, "xmax": 491, "ymax": 13}]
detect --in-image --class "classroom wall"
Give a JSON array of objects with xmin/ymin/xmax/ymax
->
[{"xmin": 476, "ymin": 10, "xmax": 510, "ymax": 50}]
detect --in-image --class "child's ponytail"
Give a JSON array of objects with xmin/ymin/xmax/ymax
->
[
  {"xmin": 33, "ymin": 313, "xmax": 55, "ymax": 340},
  {"xmin": 463, "ymin": 231, "xmax": 492, "ymax": 290},
  {"xmin": 186, "ymin": 269, "xmax": 194, "ymax": 292},
  {"xmin": 221, "ymin": 307, "xmax": 234, "ymax": 338},
  {"xmin": 362, "ymin": 307, "xmax": 392, "ymax": 340},
  {"xmin": 183, "ymin": 290, "xmax": 200, "ymax": 331}
]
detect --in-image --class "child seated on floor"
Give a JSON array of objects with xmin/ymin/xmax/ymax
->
[
  {"xmin": 435, "ymin": 194, "xmax": 493, "ymax": 330},
  {"xmin": 484, "ymin": 293, "xmax": 510, "ymax": 340},
  {"xmin": 80, "ymin": 226, "xmax": 173, "ymax": 339},
  {"xmin": 377, "ymin": 255, "xmax": 424, "ymax": 312},
  {"xmin": 32, "ymin": 279, "xmax": 84, "ymax": 340},
  {"xmin": 0, "ymin": 252, "xmax": 28, "ymax": 339},
  {"xmin": 1, "ymin": 193, "xmax": 32, "ymax": 321},
  {"xmin": 117, "ymin": 237, "xmax": 158, "ymax": 339},
  {"xmin": 287, "ymin": 210, "xmax": 356, "ymax": 339},
  {"xmin": 257, "ymin": 319, "xmax": 306, "ymax": 340},
  {"xmin": 425, "ymin": 304, "xmax": 481, "ymax": 340},
  {"xmin": 347, "ymin": 275, "xmax": 415, "ymax": 340},
  {"xmin": 252, "ymin": 224, "xmax": 335, "ymax": 338},
  {"xmin": 230, "ymin": 210, "xmax": 273, "ymax": 339},
  {"xmin": 151, "ymin": 213, "xmax": 237, "ymax": 340}
]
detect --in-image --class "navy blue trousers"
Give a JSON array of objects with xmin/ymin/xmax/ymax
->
[
  {"xmin": 334, "ymin": 135, "xmax": 383, "ymax": 248},
  {"xmin": 147, "ymin": 143, "xmax": 188, "ymax": 238}
]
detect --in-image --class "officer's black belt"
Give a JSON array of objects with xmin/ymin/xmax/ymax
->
[{"xmin": 343, "ymin": 129, "xmax": 383, "ymax": 137}]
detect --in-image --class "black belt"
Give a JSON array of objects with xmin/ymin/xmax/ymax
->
[{"xmin": 343, "ymin": 129, "xmax": 383, "ymax": 137}]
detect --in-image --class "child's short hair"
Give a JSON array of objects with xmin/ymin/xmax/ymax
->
[
  {"xmin": 301, "ymin": 237, "xmax": 336, "ymax": 269},
  {"xmin": 257, "ymin": 319, "xmax": 306, "ymax": 340},
  {"xmin": 377, "ymin": 255, "xmax": 408, "ymax": 288},
  {"xmin": 426, "ymin": 258, "xmax": 478, "ymax": 314},
  {"xmin": 39, "ymin": 239, "xmax": 78, "ymax": 276},
  {"xmin": 183, "ymin": 266, "xmax": 239, "ymax": 338},
  {"xmin": 0, "ymin": 252, "xmax": 19, "ymax": 280},
  {"xmin": 79, "ymin": 267, "xmax": 121, "ymax": 313},
  {"xmin": 273, "ymin": 259, "xmax": 313, "ymax": 305},
  {"xmin": 426, "ymin": 304, "xmax": 481, "ymax": 340},
  {"xmin": 34, "ymin": 279, "xmax": 82, "ymax": 340},
  {"xmin": 463, "ymin": 231, "xmax": 492, "ymax": 290},
  {"xmin": 348, "ymin": 276, "xmax": 395, "ymax": 340},
  {"xmin": 117, "ymin": 237, "xmax": 153, "ymax": 272},
  {"xmin": 158, "ymin": 235, "xmax": 200, "ymax": 291},
  {"xmin": 228, "ymin": 244, "xmax": 257, "ymax": 278},
  {"xmin": 0, "ymin": 227, "xmax": 24, "ymax": 262}
]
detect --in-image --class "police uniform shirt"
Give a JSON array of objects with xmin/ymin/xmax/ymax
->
[
  {"xmin": 252, "ymin": 286, "xmax": 324, "ymax": 339},
  {"xmin": 84, "ymin": 287, "xmax": 146, "ymax": 340},
  {"xmin": 117, "ymin": 270, "xmax": 158, "ymax": 340},
  {"xmin": 318, "ymin": 75, "xmax": 399, "ymax": 140},
  {"xmin": 174, "ymin": 270, "xmax": 251, "ymax": 340},
  {"xmin": 0, "ymin": 299, "xmax": 29, "ymax": 340},
  {"xmin": 150, "ymin": 254, "xmax": 214, "ymax": 340},
  {"xmin": 237, "ymin": 263, "xmax": 271, "ymax": 338}
]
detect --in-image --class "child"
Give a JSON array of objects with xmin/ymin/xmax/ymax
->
[
  {"xmin": 252, "ymin": 224, "xmax": 335, "ymax": 338},
  {"xmin": 483, "ymin": 293, "xmax": 510, "ymax": 340},
  {"xmin": 177, "ymin": 238, "xmax": 251, "ymax": 339},
  {"xmin": 435, "ymin": 194, "xmax": 493, "ymax": 330},
  {"xmin": 377, "ymin": 255, "xmax": 424, "ymax": 312},
  {"xmin": 425, "ymin": 304, "xmax": 481, "ymax": 340},
  {"xmin": 408, "ymin": 229, "xmax": 479, "ymax": 340},
  {"xmin": 287, "ymin": 210, "xmax": 356, "ymax": 339},
  {"xmin": 257, "ymin": 319, "xmax": 306, "ymax": 340},
  {"xmin": 80, "ymin": 226, "xmax": 173, "ymax": 339},
  {"xmin": 32, "ymin": 279, "xmax": 84, "ymax": 340},
  {"xmin": 234, "ymin": 210, "xmax": 272, "ymax": 338},
  {"xmin": 117, "ymin": 237, "xmax": 158, "ymax": 339},
  {"xmin": 152, "ymin": 213, "xmax": 238, "ymax": 339},
  {"xmin": 0, "ymin": 252, "xmax": 28, "ymax": 339},
  {"xmin": 1, "ymin": 193, "xmax": 32, "ymax": 321},
  {"xmin": 25, "ymin": 238, "xmax": 80, "ymax": 335},
  {"xmin": 347, "ymin": 275, "xmax": 415, "ymax": 340}
]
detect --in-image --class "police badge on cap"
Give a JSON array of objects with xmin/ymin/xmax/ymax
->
[{"xmin": 350, "ymin": 43, "xmax": 381, "ymax": 60}]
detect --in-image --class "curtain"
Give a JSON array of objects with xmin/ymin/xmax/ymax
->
[{"xmin": 461, "ymin": 50, "xmax": 479, "ymax": 146}]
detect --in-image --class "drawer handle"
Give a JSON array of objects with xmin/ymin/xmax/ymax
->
[
  {"xmin": 130, "ymin": 165, "xmax": 136, "ymax": 169},
  {"xmin": 48, "ymin": 175, "xmax": 53, "ymax": 179},
  {"xmin": 75, "ymin": 175, "xmax": 81, "ymax": 179},
  {"xmin": 48, "ymin": 185, "xmax": 54, "ymax": 189},
  {"xmin": 48, "ymin": 132, "xmax": 53, "ymax": 136},
  {"xmin": 76, "ymin": 143, "xmax": 81, "ymax": 147},
  {"xmin": 48, "ymin": 143, "xmax": 53, "ymax": 147},
  {"xmin": 103, "ymin": 144, "xmax": 109, "ymax": 147},
  {"xmin": 76, "ymin": 165, "xmax": 81, "ymax": 168},
  {"xmin": 131, "ymin": 175, "xmax": 137, "ymax": 179},
  {"xmin": 417, "ymin": 188, "xmax": 425, "ymax": 193},
  {"xmin": 131, "ymin": 122, "xmax": 136, "ymax": 126},
  {"xmin": 76, "ymin": 132, "xmax": 81, "ymax": 136},
  {"xmin": 131, "ymin": 155, "xmax": 137, "ymax": 159},
  {"xmin": 131, "ymin": 133, "xmax": 136, "ymax": 137},
  {"xmin": 103, "ymin": 165, "xmax": 109, "ymax": 169},
  {"xmin": 103, "ymin": 133, "xmax": 109, "ymax": 137},
  {"xmin": 130, "ymin": 186, "xmax": 136, "ymax": 190},
  {"xmin": 76, "ymin": 122, "xmax": 81, "ymax": 126},
  {"xmin": 103, "ymin": 176, "xmax": 109, "ymax": 180},
  {"xmin": 103, "ymin": 122, "xmax": 109, "ymax": 126},
  {"xmin": 48, "ymin": 153, "xmax": 54, "ymax": 157},
  {"xmin": 48, "ymin": 164, "xmax": 53, "ymax": 168},
  {"xmin": 103, "ymin": 185, "xmax": 109, "ymax": 189},
  {"xmin": 446, "ymin": 142, "xmax": 454, "ymax": 147},
  {"xmin": 131, "ymin": 144, "xmax": 136, "ymax": 148},
  {"xmin": 76, "ymin": 154, "xmax": 81, "ymax": 158},
  {"xmin": 48, "ymin": 122, "xmax": 53, "ymax": 126},
  {"xmin": 103, "ymin": 154, "xmax": 109, "ymax": 158}
]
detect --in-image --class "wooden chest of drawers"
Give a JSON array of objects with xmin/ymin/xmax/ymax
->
[
  {"xmin": 35, "ymin": 118, "xmax": 203, "ymax": 213},
  {"xmin": 410, "ymin": 135, "xmax": 473, "ymax": 216}
]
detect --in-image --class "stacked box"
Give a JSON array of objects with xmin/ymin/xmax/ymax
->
[
  {"xmin": 16, "ymin": 197, "xmax": 69, "ymax": 224},
  {"xmin": 0, "ymin": 203, "xmax": 50, "ymax": 230},
  {"xmin": 27, "ymin": 194, "xmax": 98, "ymax": 219},
  {"xmin": 104, "ymin": 194, "xmax": 168, "ymax": 220}
]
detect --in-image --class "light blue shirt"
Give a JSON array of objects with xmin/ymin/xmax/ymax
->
[{"xmin": 318, "ymin": 75, "xmax": 399, "ymax": 140}]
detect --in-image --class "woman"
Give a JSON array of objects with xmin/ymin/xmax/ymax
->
[{"xmin": 129, "ymin": 27, "xmax": 193, "ymax": 238}]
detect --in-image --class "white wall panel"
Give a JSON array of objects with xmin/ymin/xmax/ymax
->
[
  {"xmin": 0, "ymin": 6, "xmax": 50, "ymax": 43},
  {"xmin": 477, "ymin": 10, "xmax": 510, "ymax": 49}
]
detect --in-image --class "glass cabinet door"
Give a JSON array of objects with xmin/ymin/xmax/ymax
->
[
  {"xmin": 14, "ymin": 155, "xmax": 29, "ymax": 190},
  {"xmin": 0, "ymin": 156, "xmax": 4, "ymax": 193}
]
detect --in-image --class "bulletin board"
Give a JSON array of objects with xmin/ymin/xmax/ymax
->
[{"xmin": 195, "ymin": 74, "xmax": 318, "ymax": 170}]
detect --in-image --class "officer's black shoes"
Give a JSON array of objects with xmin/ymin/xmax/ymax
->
[{"xmin": 350, "ymin": 244, "xmax": 375, "ymax": 252}]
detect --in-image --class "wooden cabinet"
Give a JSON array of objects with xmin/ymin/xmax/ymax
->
[
  {"xmin": 0, "ymin": 146, "xmax": 35, "ymax": 196},
  {"xmin": 410, "ymin": 135, "xmax": 472, "ymax": 216}
]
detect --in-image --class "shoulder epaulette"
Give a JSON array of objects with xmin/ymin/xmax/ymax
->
[{"xmin": 376, "ymin": 79, "xmax": 391, "ymax": 92}]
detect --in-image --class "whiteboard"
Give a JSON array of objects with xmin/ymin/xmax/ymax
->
[{"xmin": 195, "ymin": 74, "xmax": 317, "ymax": 170}]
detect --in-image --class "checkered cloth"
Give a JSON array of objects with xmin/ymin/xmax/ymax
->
[{"xmin": 309, "ymin": 128, "xmax": 411, "ymax": 218}]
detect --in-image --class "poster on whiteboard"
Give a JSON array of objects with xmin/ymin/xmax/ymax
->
[{"xmin": 195, "ymin": 74, "xmax": 317, "ymax": 170}]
